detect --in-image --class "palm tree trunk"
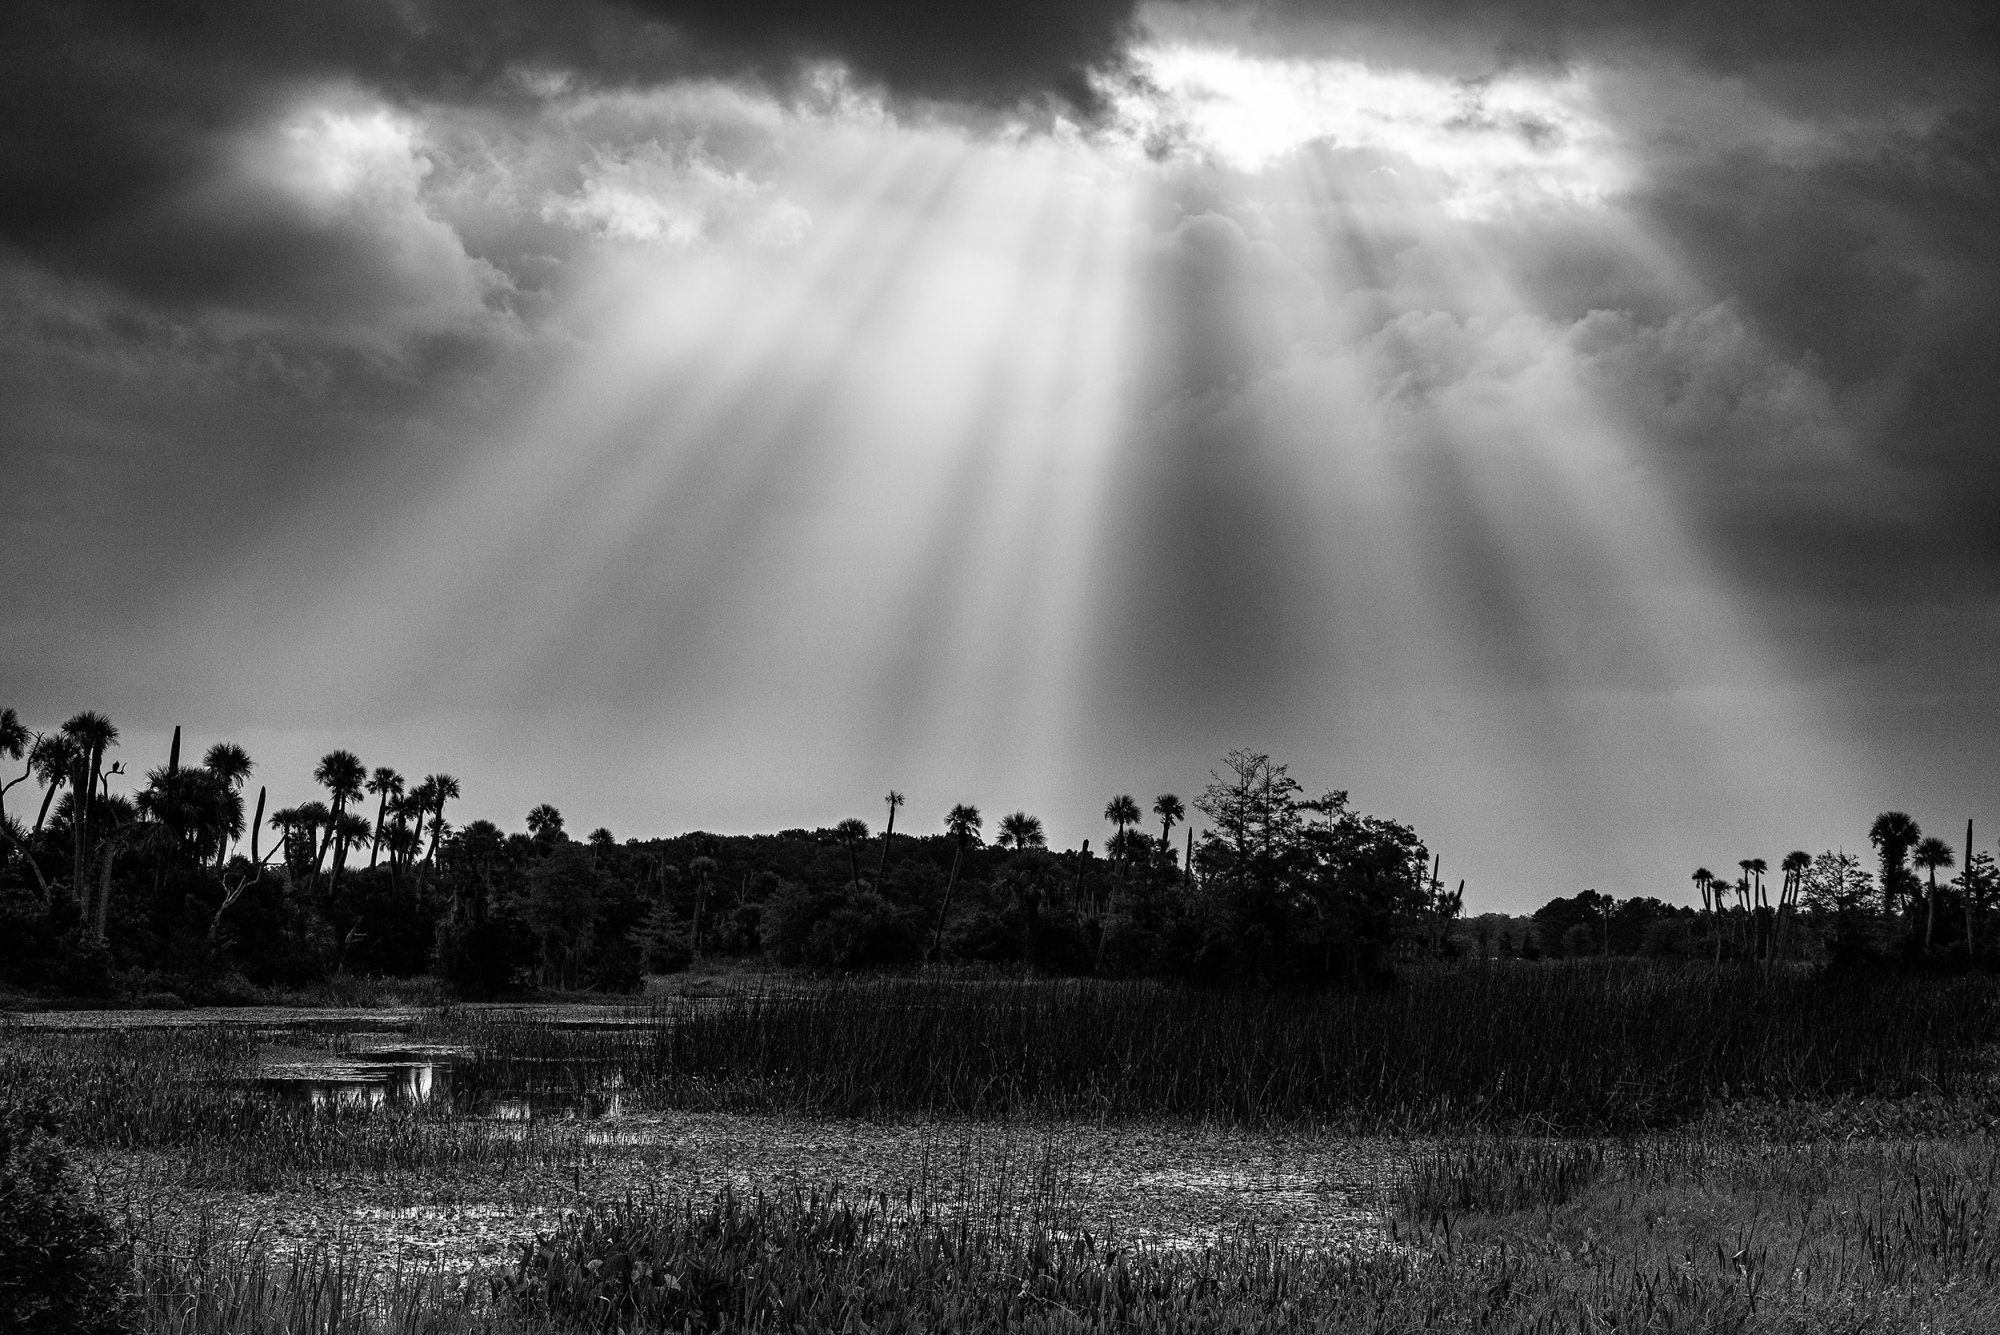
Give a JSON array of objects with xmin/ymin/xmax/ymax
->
[
  {"xmin": 369, "ymin": 792, "xmax": 389, "ymax": 868},
  {"xmin": 874, "ymin": 806, "xmax": 897, "ymax": 891},
  {"xmin": 71, "ymin": 755, "xmax": 91, "ymax": 902},
  {"xmin": 1926, "ymin": 869, "xmax": 1937, "ymax": 950},
  {"xmin": 95, "ymin": 837, "xmax": 117, "ymax": 941},
  {"xmin": 33, "ymin": 778, "xmax": 58, "ymax": 837},
  {"xmin": 1967, "ymin": 820, "xmax": 1977, "ymax": 964}
]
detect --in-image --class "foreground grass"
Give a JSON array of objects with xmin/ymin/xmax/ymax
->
[
  {"xmin": 114, "ymin": 1135, "xmax": 2000, "ymax": 1333},
  {"xmin": 12, "ymin": 966, "xmax": 2000, "ymax": 1331}
]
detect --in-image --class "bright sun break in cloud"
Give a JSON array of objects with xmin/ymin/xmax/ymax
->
[
  {"xmin": 5, "ymin": 0, "xmax": 1996, "ymax": 917},
  {"xmin": 1104, "ymin": 45, "xmax": 1628, "ymax": 213}
]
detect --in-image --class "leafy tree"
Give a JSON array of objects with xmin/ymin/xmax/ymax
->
[
  {"xmin": 1958, "ymin": 851, "xmax": 2000, "ymax": 960},
  {"xmin": 1193, "ymin": 749, "xmax": 1304, "ymax": 916},
  {"xmin": 524, "ymin": 843, "xmax": 602, "ymax": 989},
  {"xmin": 1800, "ymin": 849, "xmax": 1878, "ymax": 963},
  {"xmin": 1189, "ymin": 750, "xmax": 1426, "ymax": 986}
]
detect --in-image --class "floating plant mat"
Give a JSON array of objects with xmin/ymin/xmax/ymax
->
[{"xmin": 86, "ymin": 1112, "xmax": 1399, "ymax": 1274}]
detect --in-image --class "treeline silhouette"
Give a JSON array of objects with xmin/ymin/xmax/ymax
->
[
  {"xmin": 1, "ymin": 708, "xmax": 1455, "ymax": 999},
  {"xmin": 3, "ymin": 705, "xmax": 1990, "ymax": 1000},
  {"xmin": 1474, "ymin": 817, "xmax": 1998, "ymax": 970}
]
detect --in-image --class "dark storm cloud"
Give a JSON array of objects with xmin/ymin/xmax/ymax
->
[
  {"xmin": 1256, "ymin": 0, "xmax": 1999, "ymax": 69},
  {"xmin": 0, "ymin": 0, "xmax": 1140, "ymax": 337}
]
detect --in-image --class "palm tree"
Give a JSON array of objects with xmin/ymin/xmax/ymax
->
[
  {"xmin": 0, "ymin": 708, "xmax": 33, "ymax": 863},
  {"xmin": 422, "ymin": 773, "xmax": 460, "ymax": 865},
  {"xmin": 1742, "ymin": 856, "xmax": 1769, "ymax": 959},
  {"xmin": 1869, "ymin": 811, "xmax": 1921, "ymax": 915},
  {"xmin": 28, "ymin": 733, "xmax": 78, "ymax": 839},
  {"xmin": 1777, "ymin": 850, "xmax": 1811, "ymax": 960},
  {"xmin": 365, "ymin": 767, "xmax": 403, "ymax": 868},
  {"xmin": 83, "ymin": 793, "xmax": 139, "ymax": 940},
  {"xmin": 138, "ymin": 763, "xmax": 242, "ymax": 874},
  {"xmin": 289, "ymin": 801, "xmax": 333, "ymax": 879},
  {"xmin": 60, "ymin": 711, "xmax": 118, "ymax": 900},
  {"xmin": 1112, "ymin": 791, "xmax": 1144, "ymax": 887},
  {"xmin": 329, "ymin": 811, "xmax": 374, "ymax": 890},
  {"xmin": 1153, "ymin": 794, "xmax": 1184, "ymax": 856},
  {"xmin": 198, "ymin": 742, "xmax": 255, "ymax": 868},
  {"xmin": 1103, "ymin": 795, "xmax": 1139, "ymax": 864},
  {"xmin": 835, "ymin": 817, "xmax": 870, "ymax": 888},
  {"xmin": 997, "ymin": 811, "xmax": 1045, "ymax": 850},
  {"xmin": 875, "ymin": 790, "xmax": 903, "ymax": 890},
  {"xmin": 204, "ymin": 743, "xmax": 253, "ymax": 790},
  {"xmin": 1914, "ymin": 835, "xmax": 1956, "ymax": 950},
  {"xmin": 1691, "ymin": 867, "xmax": 1713, "ymax": 912},
  {"xmin": 930, "ymin": 803, "xmax": 982, "ymax": 961},
  {"xmin": 312, "ymin": 749, "xmax": 366, "ymax": 893},
  {"xmin": 527, "ymin": 803, "xmax": 566, "ymax": 844}
]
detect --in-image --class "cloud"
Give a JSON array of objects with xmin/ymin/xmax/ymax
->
[{"xmin": 546, "ymin": 143, "xmax": 811, "ymax": 246}]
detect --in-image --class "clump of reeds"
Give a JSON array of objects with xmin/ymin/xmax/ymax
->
[
  {"xmin": 130, "ymin": 1221, "xmax": 476, "ymax": 1335},
  {"xmin": 1396, "ymin": 1137, "xmax": 1607, "ymax": 1226}
]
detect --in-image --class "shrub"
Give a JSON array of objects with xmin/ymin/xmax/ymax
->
[{"xmin": 0, "ymin": 1114, "xmax": 134, "ymax": 1335}]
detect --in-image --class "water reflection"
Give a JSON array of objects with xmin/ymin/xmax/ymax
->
[{"xmin": 257, "ymin": 1045, "xmax": 622, "ymax": 1119}]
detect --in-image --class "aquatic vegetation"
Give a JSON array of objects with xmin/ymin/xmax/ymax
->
[{"xmin": 427, "ymin": 965, "xmax": 2000, "ymax": 1132}]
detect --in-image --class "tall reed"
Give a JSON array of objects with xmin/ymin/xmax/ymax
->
[{"xmin": 431, "ymin": 965, "xmax": 1999, "ymax": 1131}]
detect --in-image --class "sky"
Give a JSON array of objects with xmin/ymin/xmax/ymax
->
[{"xmin": 3, "ymin": 0, "xmax": 1998, "ymax": 910}]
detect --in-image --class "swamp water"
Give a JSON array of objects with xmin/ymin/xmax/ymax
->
[
  {"xmin": 257, "ymin": 1041, "xmax": 628, "ymax": 1119},
  {"xmin": 22, "ymin": 1006, "xmax": 1397, "ymax": 1268}
]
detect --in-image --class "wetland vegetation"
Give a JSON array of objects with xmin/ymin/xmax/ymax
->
[
  {"xmin": 6, "ymin": 968, "xmax": 2000, "ymax": 1331},
  {"xmin": 9, "ymin": 704, "xmax": 2000, "ymax": 1329}
]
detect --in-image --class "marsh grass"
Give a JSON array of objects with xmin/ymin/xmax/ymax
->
[
  {"xmin": 13, "ymin": 966, "xmax": 2000, "ymax": 1331},
  {"xmin": 426, "ymin": 965, "xmax": 2000, "ymax": 1132},
  {"xmin": 120, "ymin": 1141, "xmax": 2000, "ymax": 1334},
  {"xmin": 0, "ymin": 1026, "xmax": 582, "ymax": 1188}
]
